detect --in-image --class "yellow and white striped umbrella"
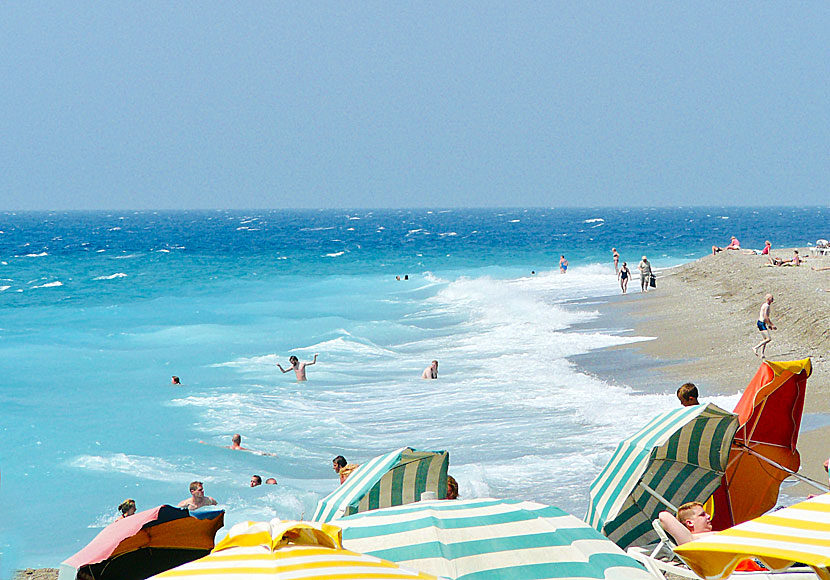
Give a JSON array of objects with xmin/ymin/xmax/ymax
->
[
  {"xmin": 150, "ymin": 519, "xmax": 440, "ymax": 580},
  {"xmin": 675, "ymin": 493, "xmax": 830, "ymax": 580}
]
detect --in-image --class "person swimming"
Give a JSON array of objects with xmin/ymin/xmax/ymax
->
[{"xmin": 277, "ymin": 354, "xmax": 318, "ymax": 381}]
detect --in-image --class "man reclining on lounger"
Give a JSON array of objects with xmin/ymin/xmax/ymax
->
[{"xmin": 659, "ymin": 502, "xmax": 764, "ymax": 571}]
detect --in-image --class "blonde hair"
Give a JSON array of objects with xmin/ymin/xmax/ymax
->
[{"xmin": 676, "ymin": 501, "xmax": 704, "ymax": 523}]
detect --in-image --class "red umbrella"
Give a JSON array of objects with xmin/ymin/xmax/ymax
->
[
  {"xmin": 59, "ymin": 505, "xmax": 224, "ymax": 580},
  {"xmin": 710, "ymin": 359, "xmax": 811, "ymax": 530}
]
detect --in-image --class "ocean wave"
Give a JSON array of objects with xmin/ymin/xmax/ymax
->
[
  {"xmin": 438, "ymin": 232, "xmax": 458, "ymax": 237},
  {"xmin": 19, "ymin": 252, "xmax": 48, "ymax": 258},
  {"xmin": 93, "ymin": 273, "xmax": 127, "ymax": 280},
  {"xmin": 300, "ymin": 226, "xmax": 336, "ymax": 232},
  {"xmin": 509, "ymin": 219, "xmax": 520, "ymax": 223},
  {"xmin": 113, "ymin": 254, "xmax": 139, "ymax": 259},
  {"xmin": 31, "ymin": 281, "xmax": 63, "ymax": 289},
  {"xmin": 0, "ymin": 286, "xmax": 10, "ymax": 292},
  {"xmin": 584, "ymin": 218, "xmax": 604, "ymax": 223},
  {"xmin": 67, "ymin": 453, "xmax": 205, "ymax": 483},
  {"xmin": 325, "ymin": 251, "xmax": 345, "ymax": 257}
]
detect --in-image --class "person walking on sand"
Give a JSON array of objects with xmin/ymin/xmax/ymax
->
[
  {"xmin": 422, "ymin": 360, "xmax": 438, "ymax": 379},
  {"xmin": 559, "ymin": 255, "xmax": 568, "ymax": 274},
  {"xmin": 618, "ymin": 262, "xmax": 631, "ymax": 294},
  {"xmin": 178, "ymin": 481, "xmax": 218, "ymax": 510},
  {"xmin": 612, "ymin": 248, "xmax": 620, "ymax": 273},
  {"xmin": 638, "ymin": 256, "xmax": 652, "ymax": 293},
  {"xmin": 753, "ymin": 294, "xmax": 776, "ymax": 358},
  {"xmin": 278, "ymin": 354, "xmax": 318, "ymax": 381}
]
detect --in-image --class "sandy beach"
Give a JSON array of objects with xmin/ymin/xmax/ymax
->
[{"xmin": 609, "ymin": 248, "xmax": 830, "ymax": 496}]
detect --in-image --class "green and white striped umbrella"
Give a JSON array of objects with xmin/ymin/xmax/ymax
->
[
  {"xmin": 586, "ymin": 403, "xmax": 739, "ymax": 549},
  {"xmin": 313, "ymin": 447, "xmax": 448, "ymax": 523},
  {"xmin": 338, "ymin": 497, "xmax": 657, "ymax": 580}
]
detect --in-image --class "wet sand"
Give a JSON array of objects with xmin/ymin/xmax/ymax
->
[{"xmin": 584, "ymin": 248, "xmax": 830, "ymax": 496}]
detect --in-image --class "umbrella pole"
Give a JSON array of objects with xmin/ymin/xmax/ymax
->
[
  {"xmin": 736, "ymin": 443, "xmax": 830, "ymax": 492},
  {"xmin": 640, "ymin": 482, "xmax": 678, "ymax": 512}
]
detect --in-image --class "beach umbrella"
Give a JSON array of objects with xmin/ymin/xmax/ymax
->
[
  {"xmin": 586, "ymin": 403, "xmax": 739, "ymax": 550},
  {"xmin": 338, "ymin": 497, "xmax": 657, "ymax": 580},
  {"xmin": 710, "ymin": 358, "xmax": 814, "ymax": 530},
  {"xmin": 149, "ymin": 519, "xmax": 440, "ymax": 580},
  {"xmin": 312, "ymin": 446, "xmax": 448, "ymax": 523},
  {"xmin": 58, "ymin": 505, "xmax": 224, "ymax": 580},
  {"xmin": 675, "ymin": 493, "xmax": 830, "ymax": 580}
]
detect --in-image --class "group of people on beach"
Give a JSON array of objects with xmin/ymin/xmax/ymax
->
[{"xmin": 610, "ymin": 248, "xmax": 653, "ymax": 294}]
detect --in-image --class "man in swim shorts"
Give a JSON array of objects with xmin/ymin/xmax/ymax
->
[
  {"xmin": 178, "ymin": 481, "xmax": 218, "ymax": 510},
  {"xmin": 277, "ymin": 353, "xmax": 318, "ymax": 381},
  {"xmin": 559, "ymin": 255, "xmax": 568, "ymax": 274},
  {"xmin": 753, "ymin": 294, "xmax": 776, "ymax": 358}
]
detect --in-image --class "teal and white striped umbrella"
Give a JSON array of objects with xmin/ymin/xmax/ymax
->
[
  {"xmin": 586, "ymin": 403, "xmax": 739, "ymax": 550},
  {"xmin": 338, "ymin": 497, "xmax": 657, "ymax": 580},
  {"xmin": 313, "ymin": 447, "xmax": 448, "ymax": 523}
]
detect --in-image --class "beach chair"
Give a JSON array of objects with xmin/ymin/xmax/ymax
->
[
  {"xmin": 812, "ymin": 239, "xmax": 830, "ymax": 256},
  {"xmin": 626, "ymin": 520, "xmax": 818, "ymax": 580}
]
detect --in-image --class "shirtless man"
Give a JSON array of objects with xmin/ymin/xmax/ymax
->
[
  {"xmin": 753, "ymin": 294, "xmax": 776, "ymax": 358},
  {"xmin": 422, "ymin": 360, "xmax": 438, "ymax": 379},
  {"xmin": 227, "ymin": 433, "xmax": 248, "ymax": 451},
  {"xmin": 178, "ymin": 481, "xmax": 218, "ymax": 510},
  {"xmin": 277, "ymin": 354, "xmax": 318, "ymax": 381},
  {"xmin": 658, "ymin": 501, "xmax": 712, "ymax": 544}
]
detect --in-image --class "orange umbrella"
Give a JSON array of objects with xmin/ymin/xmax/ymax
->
[{"xmin": 710, "ymin": 359, "xmax": 811, "ymax": 530}]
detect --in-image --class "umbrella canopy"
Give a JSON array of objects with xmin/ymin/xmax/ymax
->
[
  {"xmin": 710, "ymin": 359, "xmax": 811, "ymax": 530},
  {"xmin": 150, "ymin": 519, "xmax": 440, "ymax": 580},
  {"xmin": 675, "ymin": 492, "xmax": 830, "ymax": 580},
  {"xmin": 312, "ymin": 447, "xmax": 448, "ymax": 523},
  {"xmin": 338, "ymin": 497, "xmax": 657, "ymax": 580},
  {"xmin": 587, "ymin": 403, "xmax": 739, "ymax": 549},
  {"xmin": 59, "ymin": 505, "xmax": 224, "ymax": 580}
]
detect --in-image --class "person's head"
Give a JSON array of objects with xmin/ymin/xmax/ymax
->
[
  {"xmin": 118, "ymin": 498, "xmax": 136, "ymax": 517},
  {"xmin": 431, "ymin": 360, "xmax": 438, "ymax": 370},
  {"xmin": 642, "ymin": 256, "xmax": 648, "ymax": 261},
  {"xmin": 332, "ymin": 455, "xmax": 347, "ymax": 472},
  {"xmin": 794, "ymin": 249, "xmax": 799, "ymax": 255},
  {"xmin": 250, "ymin": 475, "xmax": 262, "ymax": 487},
  {"xmin": 612, "ymin": 247, "xmax": 616, "ymax": 252},
  {"xmin": 677, "ymin": 383, "xmax": 699, "ymax": 407},
  {"xmin": 622, "ymin": 262, "xmax": 627, "ymax": 268},
  {"xmin": 189, "ymin": 481, "xmax": 204, "ymax": 497},
  {"xmin": 404, "ymin": 275, "xmax": 409, "ymax": 280},
  {"xmin": 265, "ymin": 477, "xmax": 278, "ymax": 485},
  {"xmin": 561, "ymin": 255, "xmax": 565, "ymax": 259},
  {"xmin": 171, "ymin": 376, "xmax": 180, "ymax": 384},
  {"xmin": 231, "ymin": 433, "xmax": 242, "ymax": 446},
  {"xmin": 765, "ymin": 240, "xmax": 771, "ymax": 247},
  {"xmin": 765, "ymin": 293, "xmax": 774, "ymax": 304},
  {"xmin": 289, "ymin": 355, "xmax": 299, "ymax": 365},
  {"xmin": 677, "ymin": 501, "xmax": 712, "ymax": 533},
  {"xmin": 446, "ymin": 475, "xmax": 459, "ymax": 500},
  {"xmin": 731, "ymin": 236, "xmax": 736, "ymax": 241}
]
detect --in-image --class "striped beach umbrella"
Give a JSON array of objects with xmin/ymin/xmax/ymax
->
[
  {"xmin": 675, "ymin": 493, "xmax": 830, "ymax": 580},
  {"xmin": 313, "ymin": 447, "xmax": 448, "ymax": 523},
  {"xmin": 150, "ymin": 519, "xmax": 440, "ymax": 580},
  {"xmin": 586, "ymin": 403, "xmax": 739, "ymax": 549},
  {"xmin": 338, "ymin": 497, "xmax": 657, "ymax": 580}
]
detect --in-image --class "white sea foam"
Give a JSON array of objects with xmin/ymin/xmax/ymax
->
[
  {"xmin": 584, "ymin": 218, "xmax": 604, "ymax": 223},
  {"xmin": 21, "ymin": 252, "xmax": 48, "ymax": 258},
  {"xmin": 31, "ymin": 281, "xmax": 62, "ymax": 289},
  {"xmin": 93, "ymin": 273, "xmax": 127, "ymax": 280},
  {"xmin": 509, "ymin": 219, "xmax": 520, "ymax": 223},
  {"xmin": 0, "ymin": 286, "xmax": 9, "ymax": 291},
  {"xmin": 68, "ymin": 453, "xmax": 205, "ymax": 483},
  {"xmin": 325, "ymin": 251, "xmax": 345, "ymax": 257}
]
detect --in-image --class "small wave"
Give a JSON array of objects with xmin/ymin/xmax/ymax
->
[
  {"xmin": 0, "ymin": 286, "xmax": 10, "ymax": 292},
  {"xmin": 237, "ymin": 226, "xmax": 261, "ymax": 231},
  {"xmin": 157, "ymin": 249, "xmax": 171, "ymax": 253},
  {"xmin": 93, "ymin": 273, "xmax": 127, "ymax": 280},
  {"xmin": 509, "ymin": 219, "xmax": 520, "ymax": 223},
  {"xmin": 113, "ymin": 254, "xmax": 138, "ymax": 259},
  {"xmin": 439, "ymin": 232, "xmax": 458, "ymax": 237},
  {"xmin": 348, "ymin": 216, "xmax": 361, "ymax": 220},
  {"xmin": 325, "ymin": 251, "xmax": 345, "ymax": 257},
  {"xmin": 108, "ymin": 227, "xmax": 121, "ymax": 231},
  {"xmin": 20, "ymin": 252, "xmax": 48, "ymax": 258},
  {"xmin": 68, "ymin": 453, "xmax": 204, "ymax": 483},
  {"xmin": 584, "ymin": 218, "xmax": 604, "ymax": 223},
  {"xmin": 300, "ymin": 226, "xmax": 336, "ymax": 232},
  {"xmin": 31, "ymin": 281, "xmax": 63, "ymax": 289}
]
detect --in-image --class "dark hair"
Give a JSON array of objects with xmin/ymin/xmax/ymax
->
[
  {"xmin": 446, "ymin": 475, "xmax": 459, "ymax": 500},
  {"xmin": 118, "ymin": 498, "xmax": 136, "ymax": 515},
  {"xmin": 251, "ymin": 474, "xmax": 262, "ymax": 484},
  {"xmin": 189, "ymin": 481, "xmax": 203, "ymax": 492},
  {"xmin": 333, "ymin": 455, "xmax": 347, "ymax": 468},
  {"xmin": 289, "ymin": 356, "xmax": 299, "ymax": 363},
  {"xmin": 677, "ymin": 383, "xmax": 699, "ymax": 402}
]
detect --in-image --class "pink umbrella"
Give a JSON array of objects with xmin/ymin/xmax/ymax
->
[{"xmin": 58, "ymin": 505, "xmax": 224, "ymax": 580}]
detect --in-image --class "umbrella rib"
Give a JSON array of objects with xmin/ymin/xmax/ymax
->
[
  {"xmin": 639, "ymin": 481, "xmax": 678, "ymax": 512},
  {"xmin": 734, "ymin": 443, "xmax": 829, "ymax": 492}
]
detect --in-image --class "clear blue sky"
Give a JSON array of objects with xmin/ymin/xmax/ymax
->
[{"xmin": 2, "ymin": 3, "xmax": 828, "ymax": 210}]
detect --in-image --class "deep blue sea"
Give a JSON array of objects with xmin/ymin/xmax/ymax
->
[{"xmin": 1, "ymin": 207, "xmax": 828, "ymax": 573}]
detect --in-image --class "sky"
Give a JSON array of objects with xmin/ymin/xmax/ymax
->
[{"xmin": 1, "ymin": 2, "xmax": 829, "ymax": 210}]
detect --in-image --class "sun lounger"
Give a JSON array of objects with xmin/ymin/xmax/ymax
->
[
  {"xmin": 812, "ymin": 240, "xmax": 830, "ymax": 256},
  {"xmin": 626, "ymin": 520, "xmax": 819, "ymax": 580}
]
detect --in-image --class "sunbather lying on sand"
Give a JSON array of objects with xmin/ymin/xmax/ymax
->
[
  {"xmin": 713, "ymin": 237, "xmax": 741, "ymax": 254},
  {"xmin": 768, "ymin": 250, "xmax": 804, "ymax": 266}
]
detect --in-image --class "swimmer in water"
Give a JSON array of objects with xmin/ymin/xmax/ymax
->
[{"xmin": 277, "ymin": 354, "xmax": 318, "ymax": 381}]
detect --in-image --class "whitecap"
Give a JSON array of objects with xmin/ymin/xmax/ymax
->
[
  {"xmin": 325, "ymin": 251, "xmax": 345, "ymax": 257},
  {"xmin": 21, "ymin": 252, "xmax": 48, "ymax": 258},
  {"xmin": 31, "ymin": 281, "xmax": 63, "ymax": 289},
  {"xmin": 348, "ymin": 216, "xmax": 361, "ymax": 220},
  {"xmin": 509, "ymin": 219, "xmax": 520, "ymax": 223},
  {"xmin": 157, "ymin": 249, "xmax": 171, "ymax": 253},
  {"xmin": 109, "ymin": 227, "xmax": 121, "ymax": 231},
  {"xmin": 584, "ymin": 218, "xmax": 604, "ymax": 223},
  {"xmin": 67, "ymin": 453, "xmax": 204, "ymax": 483},
  {"xmin": 93, "ymin": 273, "xmax": 127, "ymax": 281},
  {"xmin": 0, "ymin": 286, "xmax": 10, "ymax": 292},
  {"xmin": 300, "ymin": 226, "xmax": 336, "ymax": 232}
]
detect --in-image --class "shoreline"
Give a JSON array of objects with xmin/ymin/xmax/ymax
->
[{"xmin": 570, "ymin": 248, "xmax": 830, "ymax": 498}]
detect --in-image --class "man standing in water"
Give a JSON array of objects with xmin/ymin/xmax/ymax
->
[
  {"xmin": 278, "ymin": 354, "xmax": 318, "ymax": 381},
  {"xmin": 753, "ymin": 294, "xmax": 776, "ymax": 358},
  {"xmin": 422, "ymin": 360, "xmax": 438, "ymax": 379},
  {"xmin": 178, "ymin": 481, "xmax": 218, "ymax": 510}
]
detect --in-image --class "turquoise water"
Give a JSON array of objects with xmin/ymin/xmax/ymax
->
[{"xmin": 1, "ymin": 207, "xmax": 827, "ymax": 572}]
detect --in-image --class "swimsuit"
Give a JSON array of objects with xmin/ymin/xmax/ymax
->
[
  {"xmin": 757, "ymin": 320, "xmax": 767, "ymax": 331},
  {"xmin": 620, "ymin": 270, "xmax": 629, "ymax": 280}
]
